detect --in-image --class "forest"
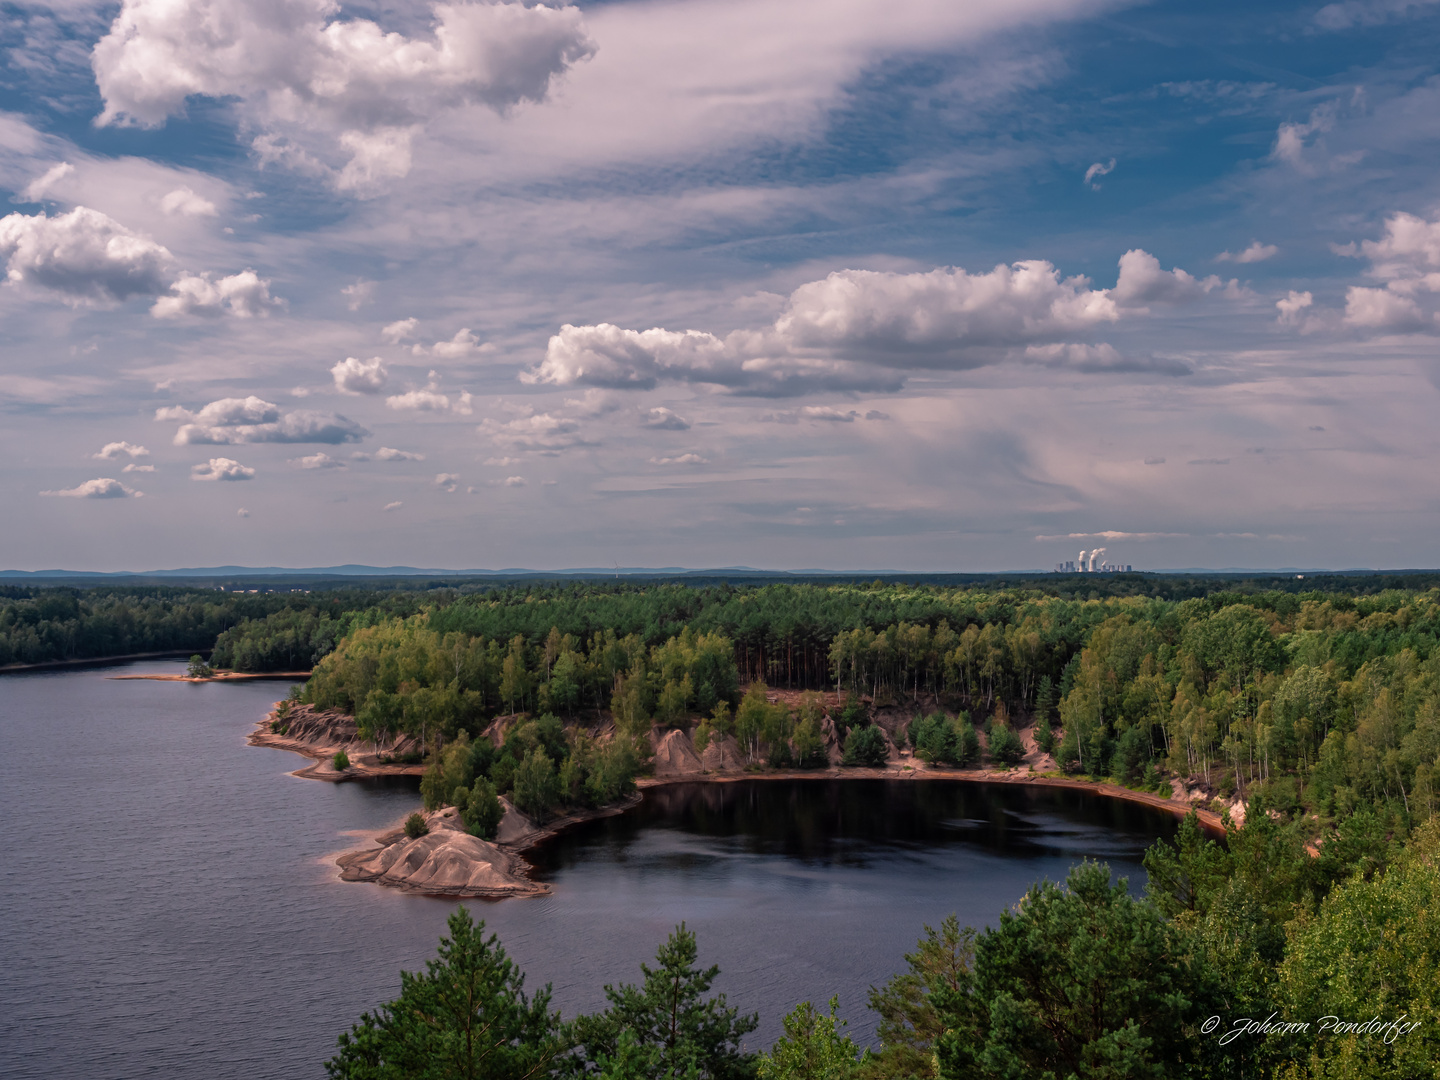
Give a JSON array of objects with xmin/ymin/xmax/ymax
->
[{"xmin": 290, "ymin": 580, "xmax": 1440, "ymax": 840}]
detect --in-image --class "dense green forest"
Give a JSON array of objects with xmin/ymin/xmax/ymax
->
[
  {"xmin": 329, "ymin": 813, "xmax": 1440, "ymax": 1078},
  {"xmin": 293, "ymin": 581, "xmax": 1440, "ymax": 838},
  {"xmin": 6, "ymin": 569, "xmax": 1435, "ymax": 671}
]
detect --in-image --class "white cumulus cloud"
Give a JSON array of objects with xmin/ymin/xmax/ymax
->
[
  {"xmin": 0, "ymin": 206, "xmax": 173, "ymax": 305},
  {"xmin": 479, "ymin": 411, "xmax": 590, "ymax": 453},
  {"xmin": 1332, "ymin": 212, "xmax": 1440, "ymax": 333},
  {"xmin": 1111, "ymin": 249, "xmax": 1225, "ymax": 307},
  {"xmin": 151, "ymin": 270, "xmax": 280, "ymax": 318},
  {"xmin": 381, "ymin": 317, "xmax": 418, "ymax": 343},
  {"xmin": 191, "ymin": 457, "xmax": 255, "ymax": 481},
  {"xmin": 159, "ymin": 186, "xmax": 217, "ymax": 216},
  {"xmin": 1271, "ymin": 105, "xmax": 1344, "ymax": 174},
  {"xmin": 640, "ymin": 406, "xmax": 690, "ymax": 430},
  {"xmin": 1217, "ymin": 241, "xmax": 1278, "ymax": 264},
  {"xmin": 1343, "ymin": 287, "xmax": 1429, "ymax": 331},
  {"xmin": 331, "ymin": 356, "xmax": 389, "ymax": 394},
  {"xmin": 1276, "ymin": 290, "xmax": 1314, "ymax": 327},
  {"xmin": 290, "ymin": 452, "xmax": 346, "ymax": 469},
  {"xmin": 94, "ymin": 441, "xmax": 149, "ymax": 460},
  {"xmin": 159, "ymin": 396, "xmax": 369, "ymax": 444},
  {"xmin": 386, "ymin": 372, "xmax": 472, "ymax": 413},
  {"xmin": 0, "ymin": 206, "xmax": 279, "ymax": 315},
  {"xmin": 417, "ymin": 328, "xmax": 487, "ymax": 358},
  {"xmin": 92, "ymin": 0, "xmax": 596, "ymax": 190},
  {"xmin": 41, "ymin": 477, "xmax": 143, "ymax": 498}
]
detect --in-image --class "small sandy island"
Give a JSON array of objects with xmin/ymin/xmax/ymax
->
[{"xmin": 248, "ymin": 697, "xmax": 1232, "ymax": 901}]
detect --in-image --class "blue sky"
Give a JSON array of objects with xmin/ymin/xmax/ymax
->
[{"xmin": 1, "ymin": 0, "xmax": 1439, "ymax": 571}]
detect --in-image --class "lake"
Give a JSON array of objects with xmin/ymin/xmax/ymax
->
[{"xmin": 0, "ymin": 660, "xmax": 1178, "ymax": 1079}]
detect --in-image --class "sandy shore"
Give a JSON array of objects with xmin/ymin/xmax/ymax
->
[
  {"xmin": 112, "ymin": 670, "xmax": 312, "ymax": 682},
  {"xmin": 246, "ymin": 705, "xmax": 424, "ymax": 781}
]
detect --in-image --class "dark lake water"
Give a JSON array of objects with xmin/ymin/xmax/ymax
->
[{"xmin": 1, "ymin": 660, "xmax": 1178, "ymax": 1079}]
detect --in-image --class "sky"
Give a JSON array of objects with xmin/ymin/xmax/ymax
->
[{"xmin": 2, "ymin": 0, "xmax": 1439, "ymax": 572}]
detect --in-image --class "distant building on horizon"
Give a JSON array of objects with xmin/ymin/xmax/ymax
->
[{"xmin": 1056, "ymin": 549, "xmax": 1133, "ymax": 573}]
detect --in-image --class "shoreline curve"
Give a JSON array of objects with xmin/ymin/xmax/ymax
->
[{"xmin": 246, "ymin": 700, "xmax": 1225, "ymax": 900}]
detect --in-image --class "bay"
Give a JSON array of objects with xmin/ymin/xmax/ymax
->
[{"xmin": 0, "ymin": 660, "xmax": 1176, "ymax": 1079}]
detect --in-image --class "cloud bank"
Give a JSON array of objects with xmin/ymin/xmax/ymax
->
[{"xmin": 530, "ymin": 251, "xmax": 1212, "ymax": 395}]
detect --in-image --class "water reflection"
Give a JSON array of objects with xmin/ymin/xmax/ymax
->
[{"xmin": 533, "ymin": 778, "xmax": 1178, "ymax": 873}]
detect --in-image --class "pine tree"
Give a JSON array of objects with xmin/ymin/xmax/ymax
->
[
  {"xmin": 759, "ymin": 997, "xmax": 865, "ymax": 1079},
  {"xmin": 862, "ymin": 917, "xmax": 974, "ymax": 1079},
  {"xmin": 567, "ymin": 923, "xmax": 759, "ymax": 1080},
  {"xmin": 326, "ymin": 907, "xmax": 561, "ymax": 1080}
]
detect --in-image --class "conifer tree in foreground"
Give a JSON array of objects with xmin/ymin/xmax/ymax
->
[
  {"xmin": 565, "ymin": 922, "xmax": 760, "ymax": 1080},
  {"xmin": 326, "ymin": 907, "xmax": 562, "ymax": 1080}
]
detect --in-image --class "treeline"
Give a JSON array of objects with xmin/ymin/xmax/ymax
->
[
  {"xmin": 0, "ymin": 586, "xmax": 295, "ymax": 668},
  {"xmin": 0, "ymin": 585, "xmax": 436, "ymax": 670},
  {"xmin": 328, "ymin": 814, "xmax": 1440, "ymax": 1079}
]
